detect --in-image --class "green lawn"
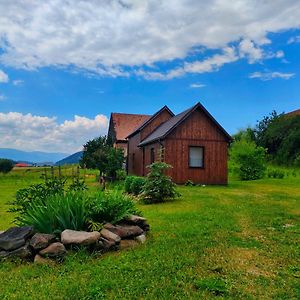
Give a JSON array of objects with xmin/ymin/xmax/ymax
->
[{"xmin": 0, "ymin": 168, "xmax": 299, "ymax": 299}]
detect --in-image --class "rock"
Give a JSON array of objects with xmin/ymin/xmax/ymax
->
[
  {"xmin": 135, "ymin": 234, "xmax": 146, "ymax": 244},
  {"xmin": 122, "ymin": 215, "xmax": 150, "ymax": 231},
  {"xmin": 0, "ymin": 226, "xmax": 34, "ymax": 251},
  {"xmin": 98, "ymin": 237, "xmax": 119, "ymax": 251},
  {"xmin": 30, "ymin": 233, "xmax": 56, "ymax": 251},
  {"xmin": 0, "ymin": 231, "xmax": 4, "ymax": 235},
  {"xmin": 61, "ymin": 229, "xmax": 100, "ymax": 246},
  {"xmin": 100, "ymin": 228, "xmax": 121, "ymax": 243},
  {"xmin": 119, "ymin": 239, "xmax": 139, "ymax": 250},
  {"xmin": 0, "ymin": 243, "xmax": 32, "ymax": 259},
  {"xmin": 125, "ymin": 215, "xmax": 147, "ymax": 224},
  {"xmin": 104, "ymin": 223, "xmax": 143, "ymax": 239},
  {"xmin": 39, "ymin": 242, "xmax": 67, "ymax": 258},
  {"xmin": 34, "ymin": 254, "xmax": 55, "ymax": 265}
]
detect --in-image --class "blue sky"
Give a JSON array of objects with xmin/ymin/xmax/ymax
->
[{"xmin": 0, "ymin": 1, "xmax": 299, "ymax": 153}]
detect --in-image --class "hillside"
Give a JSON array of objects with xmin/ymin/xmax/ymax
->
[
  {"xmin": 0, "ymin": 148, "xmax": 69, "ymax": 164},
  {"xmin": 55, "ymin": 151, "xmax": 83, "ymax": 165}
]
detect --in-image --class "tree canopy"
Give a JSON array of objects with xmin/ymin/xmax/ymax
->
[{"xmin": 80, "ymin": 136, "xmax": 124, "ymax": 178}]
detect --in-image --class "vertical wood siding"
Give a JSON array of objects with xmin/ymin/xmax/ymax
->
[{"xmin": 164, "ymin": 109, "xmax": 228, "ymax": 184}]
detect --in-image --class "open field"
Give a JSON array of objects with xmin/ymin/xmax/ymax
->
[{"xmin": 0, "ymin": 168, "xmax": 299, "ymax": 299}]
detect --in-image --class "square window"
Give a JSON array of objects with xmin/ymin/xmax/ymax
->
[{"xmin": 189, "ymin": 146, "xmax": 204, "ymax": 168}]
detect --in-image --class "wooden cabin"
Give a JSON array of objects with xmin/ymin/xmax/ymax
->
[{"xmin": 126, "ymin": 103, "xmax": 231, "ymax": 184}]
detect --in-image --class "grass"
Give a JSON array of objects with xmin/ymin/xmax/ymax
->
[{"xmin": 0, "ymin": 167, "xmax": 299, "ymax": 299}]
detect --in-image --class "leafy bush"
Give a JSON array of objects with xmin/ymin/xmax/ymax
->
[
  {"xmin": 266, "ymin": 168, "xmax": 285, "ymax": 179},
  {"xmin": 230, "ymin": 140, "xmax": 266, "ymax": 180},
  {"xmin": 9, "ymin": 178, "xmax": 66, "ymax": 220},
  {"xmin": 124, "ymin": 176, "xmax": 135, "ymax": 193},
  {"xmin": 124, "ymin": 176, "xmax": 146, "ymax": 195},
  {"xmin": 130, "ymin": 177, "xmax": 146, "ymax": 195},
  {"xmin": 0, "ymin": 158, "xmax": 14, "ymax": 174},
  {"xmin": 116, "ymin": 169, "xmax": 126, "ymax": 181},
  {"xmin": 86, "ymin": 191, "xmax": 140, "ymax": 225},
  {"xmin": 142, "ymin": 161, "xmax": 179, "ymax": 204},
  {"xmin": 18, "ymin": 192, "xmax": 88, "ymax": 234}
]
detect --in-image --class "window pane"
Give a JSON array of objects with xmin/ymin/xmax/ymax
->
[{"xmin": 189, "ymin": 147, "xmax": 203, "ymax": 167}]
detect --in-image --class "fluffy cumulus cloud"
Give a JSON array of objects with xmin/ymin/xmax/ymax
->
[
  {"xmin": 0, "ymin": 0, "xmax": 299, "ymax": 79},
  {"xmin": 249, "ymin": 71, "xmax": 295, "ymax": 81},
  {"xmin": 0, "ymin": 112, "xmax": 108, "ymax": 152}
]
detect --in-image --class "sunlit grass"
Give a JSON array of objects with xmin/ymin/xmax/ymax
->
[{"xmin": 0, "ymin": 167, "xmax": 299, "ymax": 299}]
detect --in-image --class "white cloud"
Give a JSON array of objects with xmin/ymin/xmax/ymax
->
[
  {"xmin": 190, "ymin": 83, "xmax": 206, "ymax": 88},
  {"xmin": 0, "ymin": 112, "xmax": 109, "ymax": 152},
  {"xmin": 0, "ymin": 70, "xmax": 9, "ymax": 83},
  {"xmin": 0, "ymin": 94, "xmax": 6, "ymax": 101},
  {"xmin": 239, "ymin": 39, "xmax": 263, "ymax": 63},
  {"xmin": 287, "ymin": 35, "xmax": 300, "ymax": 44},
  {"xmin": 249, "ymin": 71, "xmax": 295, "ymax": 81},
  {"xmin": 0, "ymin": 1, "xmax": 299, "ymax": 79},
  {"xmin": 12, "ymin": 79, "xmax": 24, "ymax": 86}
]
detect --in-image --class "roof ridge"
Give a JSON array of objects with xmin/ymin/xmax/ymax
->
[
  {"xmin": 138, "ymin": 102, "xmax": 231, "ymax": 146},
  {"xmin": 126, "ymin": 105, "xmax": 174, "ymax": 138}
]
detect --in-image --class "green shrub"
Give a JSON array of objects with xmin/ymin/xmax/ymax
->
[
  {"xmin": 124, "ymin": 176, "xmax": 135, "ymax": 193},
  {"xmin": 116, "ymin": 169, "xmax": 126, "ymax": 181},
  {"xmin": 86, "ymin": 191, "xmax": 140, "ymax": 225},
  {"xmin": 266, "ymin": 168, "xmax": 285, "ymax": 179},
  {"xmin": 185, "ymin": 179, "xmax": 195, "ymax": 186},
  {"xmin": 9, "ymin": 178, "xmax": 66, "ymax": 220},
  {"xmin": 230, "ymin": 140, "xmax": 266, "ymax": 180},
  {"xmin": 130, "ymin": 177, "xmax": 146, "ymax": 195},
  {"xmin": 0, "ymin": 158, "xmax": 14, "ymax": 174},
  {"xmin": 18, "ymin": 192, "xmax": 88, "ymax": 234},
  {"xmin": 142, "ymin": 161, "xmax": 179, "ymax": 204}
]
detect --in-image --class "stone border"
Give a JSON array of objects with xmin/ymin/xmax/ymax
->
[{"xmin": 0, "ymin": 215, "xmax": 150, "ymax": 264}]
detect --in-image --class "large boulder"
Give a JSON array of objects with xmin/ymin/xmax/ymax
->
[
  {"xmin": 104, "ymin": 223, "xmax": 143, "ymax": 239},
  {"xmin": 100, "ymin": 228, "xmax": 121, "ymax": 243},
  {"xmin": 0, "ymin": 243, "xmax": 32, "ymax": 259},
  {"xmin": 30, "ymin": 233, "xmax": 56, "ymax": 251},
  {"xmin": 39, "ymin": 242, "xmax": 67, "ymax": 258},
  {"xmin": 61, "ymin": 230, "xmax": 101, "ymax": 246},
  {"xmin": 0, "ymin": 226, "xmax": 34, "ymax": 251}
]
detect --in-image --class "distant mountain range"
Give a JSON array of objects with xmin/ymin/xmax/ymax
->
[
  {"xmin": 55, "ymin": 151, "xmax": 83, "ymax": 166},
  {"xmin": 0, "ymin": 148, "xmax": 70, "ymax": 164}
]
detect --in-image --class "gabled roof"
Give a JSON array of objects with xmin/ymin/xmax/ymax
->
[
  {"xmin": 110, "ymin": 113, "xmax": 151, "ymax": 142},
  {"xmin": 139, "ymin": 102, "xmax": 232, "ymax": 146},
  {"xmin": 126, "ymin": 105, "xmax": 174, "ymax": 138},
  {"xmin": 286, "ymin": 109, "xmax": 300, "ymax": 117}
]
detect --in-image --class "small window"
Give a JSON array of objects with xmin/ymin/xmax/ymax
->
[
  {"xmin": 150, "ymin": 148, "xmax": 155, "ymax": 164},
  {"xmin": 189, "ymin": 146, "xmax": 204, "ymax": 168}
]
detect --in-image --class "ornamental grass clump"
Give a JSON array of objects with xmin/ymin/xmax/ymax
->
[
  {"xmin": 9, "ymin": 178, "xmax": 140, "ymax": 234},
  {"xmin": 142, "ymin": 161, "xmax": 179, "ymax": 204}
]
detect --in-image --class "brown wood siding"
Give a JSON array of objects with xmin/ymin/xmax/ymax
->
[
  {"xmin": 127, "ymin": 132, "xmax": 144, "ymax": 176},
  {"xmin": 164, "ymin": 139, "xmax": 228, "ymax": 184},
  {"xmin": 164, "ymin": 109, "xmax": 228, "ymax": 184},
  {"xmin": 127, "ymin": 108, "xmax": 173, "ymax": 176},
  {"xmin": 140, "ymin": 110, "xmax": 173, "ymax": 141},
  {"xmin": 142, "ymin": 142, "xmax": 164, "ymax": 175}
]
